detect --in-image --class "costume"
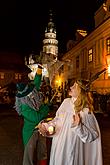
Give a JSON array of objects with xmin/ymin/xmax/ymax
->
[
  {"xmin": 48, "ymin": 98, "xmax": 103, "ymax": 165},
  {"xmin": 15, "ymin": 66, "xmax": 50, "ymax": 165}
]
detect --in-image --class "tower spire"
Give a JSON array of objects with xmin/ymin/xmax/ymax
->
[
  {"xmin": 49, "ymin": 9, "xmax": 53, "ymax": 22},
  {"xmin": 45, "ymin": 10, "xmax": 56, "ymax": 34}
]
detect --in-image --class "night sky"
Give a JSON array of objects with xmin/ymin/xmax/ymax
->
[{"xmin": 0, "ymin": 0, "xmax": 104, "ymax": 56}]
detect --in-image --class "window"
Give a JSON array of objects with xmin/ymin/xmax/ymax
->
[
  {"xmin": 43, "ymin": 47, "xmax": 46, "ymax": 52},
  {"xmin": 76, "ymin": 56, "xmax": 79, "ymax": 68},
  {"xmin": 15, "ymin": 73, "xmax": 19, "ymax": 80},
  {"xmin": 107, "ymin": 38, "xmax": 110, "ymax": 55},
  {"xmin": 19, "ymin": 74, "xmax": 22, "ymax": 80},
  {"xmin": 15, "ymin": 73, "xmax": 21, "ymax": 80},
  {"xmin": 88, "ymin": 48, "xmax": 93, "ymax": 62},
  {"xmin": 0, "ymin": 72, "xmax": 4, "ymax": 79}
]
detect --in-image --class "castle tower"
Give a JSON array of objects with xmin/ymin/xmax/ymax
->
[{"xmin": 43, "ymin": 10, "xmax": 58, "ymax": 61}]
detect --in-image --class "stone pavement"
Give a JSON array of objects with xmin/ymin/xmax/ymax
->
[
  {"xmin": 97, "ymin": 114, "xmax": 110, "ymax": 165},
  {"xmin": 0, "ymin": 107, "xmax": 24, "ymax": 165},
  {"xmin": 0, "ymin": 108, "xmax": 110, "ymax": 165}
]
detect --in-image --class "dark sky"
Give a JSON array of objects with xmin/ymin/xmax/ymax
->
[{"xmin": 0, "ymin": 0, "xmax": 104, "ymax": 56}]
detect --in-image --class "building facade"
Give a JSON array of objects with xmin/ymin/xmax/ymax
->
[{"xmin": 53, "ymin": 0, "xmax": 110, "ymax": 95}]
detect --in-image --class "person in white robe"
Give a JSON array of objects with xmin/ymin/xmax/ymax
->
[{"xmin": 38, "ymin": 79, "xmax": 103, "ymax": 165}]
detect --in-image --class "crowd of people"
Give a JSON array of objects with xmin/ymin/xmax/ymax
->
[{"xmin": 14, "ymin": 65, "xmax": 103, "ymax": 165}]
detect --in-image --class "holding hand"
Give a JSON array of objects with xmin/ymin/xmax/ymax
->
[
  {"xmin": 38, "ymin": 123, "xmax": 48, "ymax": 136},
  {"xmin": 38, "ymin": 122, "xmax": 55, "ymax": 136},
  {"xmin": 73, "ymin": 113, "xmax": 81, "ymax": 126}
]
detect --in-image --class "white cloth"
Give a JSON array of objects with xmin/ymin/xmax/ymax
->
[{"xmin": 48, "ymin": 98, "xmax": 103, "ymax": 165}]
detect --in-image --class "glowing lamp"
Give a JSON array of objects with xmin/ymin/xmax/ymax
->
[{"xmin": 48, "ymin": 125, "xmax": 54, "ymax": 134}]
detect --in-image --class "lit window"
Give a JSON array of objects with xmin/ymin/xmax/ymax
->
[
  {"xmin": 15, "ymin": 73, "xmax": 22, "ymax": 80},
  {"xmin": 19, "ymin": 74, "xmax": 22, "ymax": 80},
  {"xmin": 88, "ymin": 48, "xmax": 93, "ymax": 62},
  {"xmin": 0, "ymin": 72, "xmax": 4, "ymax": 79},
  {"xmin": 15, "ymin": 73, "xmax": 19, "ymax": 80},
  {"xmin": 107, "ymin": 38, "xmax": 110, "ymax": 55}
]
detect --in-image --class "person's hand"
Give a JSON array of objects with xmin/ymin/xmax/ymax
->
[
  {"xmin": 38, "ymin": 64, "xmax": 43, "ymax": 69},
  {"xmin": 37, "ymin": 123, "xmax": 48, "ymax": 136},
  {"xmin": 36, "ymin": 64, "xmax": 43, "ymax": 75},
  {"xmin": 38, "ymin": 122, "xmax": 55, "ymax": 136},
  {"xmin": 73, "ymin": 113, "xmax": 81, "ymax": 126}
]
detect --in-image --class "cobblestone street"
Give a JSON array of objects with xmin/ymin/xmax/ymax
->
[{"xmin": 0, "ymin": 108, "xmax": 110, "ymax": 165}]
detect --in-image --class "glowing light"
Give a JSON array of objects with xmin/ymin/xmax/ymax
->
[
  {"xmin": 103, "ymin": 3, "xmax": 107, "ymax": 11},
  {"xmin": 77, "ymin": 29, "xmax": 87, "ymax": 37},
  {"xmin": 58, "ymin": 79, "xmax": 61, "ymax": 86},
  {"xmin": 55, "ymin": 78, "xmax": 62, "ymax": 87},
  {"xmin": 48, "ymin": 126, "xmax": 54, "ymax": 134}
]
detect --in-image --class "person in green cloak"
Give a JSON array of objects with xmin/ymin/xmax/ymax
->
[{"xmin": 15, "ymin": 64, "xmax": 52, "ymax": 165}]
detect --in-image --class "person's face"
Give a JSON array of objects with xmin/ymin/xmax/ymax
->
[{"xmin": 69, "ymin": 82, "xmax": 81, "ymax": 98}]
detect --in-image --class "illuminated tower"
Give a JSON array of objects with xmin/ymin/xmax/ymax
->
[{"xmin": 43, "ymin": 10, "xmax": 58, "ymax": 61}]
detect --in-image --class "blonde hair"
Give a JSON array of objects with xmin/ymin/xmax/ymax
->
[{"xmin": 74, "ymin": 84, "xmax": 94, "ymax": 113}]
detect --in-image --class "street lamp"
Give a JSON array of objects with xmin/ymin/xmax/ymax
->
[{"xmin": 55, "ymin": 78, "xmax": 61, "ymax": 88}]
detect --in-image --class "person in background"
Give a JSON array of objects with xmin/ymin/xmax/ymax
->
[
  {"xmin": 15, "ymin": 64, "xmax": 52, "ymax": 165},
  {"xmin": 56, "ymin": 87, "xmax": 62, "ymax": 107},
  {"xmin": 38, "ymin": 79, "xmax": 103, "ymax": 165}
]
